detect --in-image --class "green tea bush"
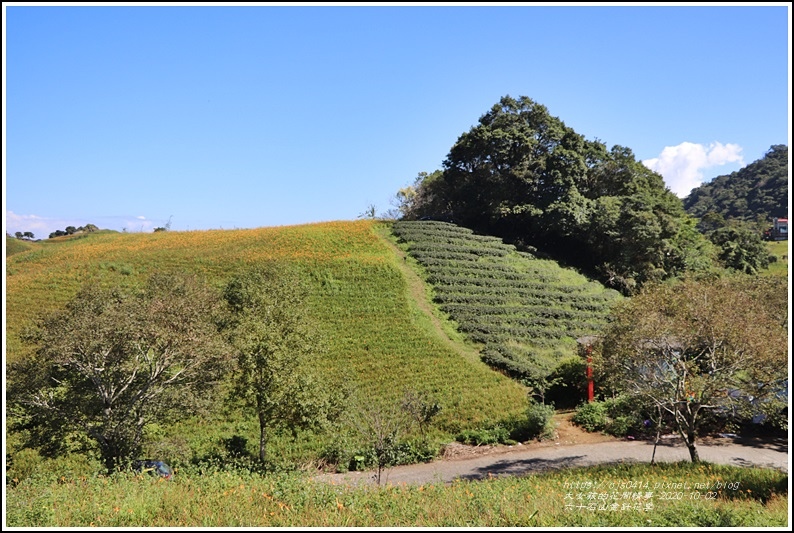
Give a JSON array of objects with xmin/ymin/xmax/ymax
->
[
  {"xmin": 524, "ymin": 401, "xmax": 556, "ymax": 440},
  {"xmin": 572, "ymin": 396, "xmax": 645, "ymax": 436},
  {"xmin": 572, "ymin": 401, "xmax": 608, "ymax": 432}
]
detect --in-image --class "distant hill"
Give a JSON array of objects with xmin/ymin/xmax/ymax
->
[{"xmin": 683, "ymin": 144, "xmax": 788, "ymax": 221}]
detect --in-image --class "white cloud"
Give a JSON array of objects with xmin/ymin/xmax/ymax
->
[
  {"xmin": 5, "ymin": 211, "xmax": 64, "ymax": 239},
  {"xmin": 642, "ymin": 142, "xmax": 744, "ymax": 198}
]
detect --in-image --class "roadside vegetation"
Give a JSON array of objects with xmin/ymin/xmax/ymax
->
[{"xmin": 6, "ymin": 462, "xmax": 787, "ymax": 527}]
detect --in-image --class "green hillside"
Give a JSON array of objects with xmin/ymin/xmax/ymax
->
[
  {"xmin": 391, "ymin": 221, "xmax": 621, "ymax": 388},
  {"xmin": 6, "ymin": 220, "xmax": 528, "ymax": 465},
  {"xmin": 6, "ymin": 236, "xmax": 36, "ymax": 256},
  {"xmin": 683, "ymin": 144, "xmax": 788, "ymax": 221}
]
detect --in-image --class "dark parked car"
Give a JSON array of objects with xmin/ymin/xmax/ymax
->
[{"xmin": 132, "ymin": 460, "xmax": 173, "ymax": 480}]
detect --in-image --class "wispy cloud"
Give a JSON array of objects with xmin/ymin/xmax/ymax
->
[
  {"xmin": 5, "ymin": 211, "xmax": 56, "ymax": 238},
  {"xmin": 642, "ymin": 142, "xmax": 745, "ymax": 198}
]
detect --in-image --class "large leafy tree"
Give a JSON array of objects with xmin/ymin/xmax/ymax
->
[
  {"xmin": 598, "ymin": 276, "xmax": 787, "ymax": 462},
  {"xmin": 708, "ymin": 223, "xmax": 772, "ymax": 274},
  {"xmin": 391, "ymin": 170, "xmax": 445, "ymax": 221},
  {"xmin": 405, "ymin": 95, "xmax": 712, "ymax": 293},
  {"xmin": 7, "ymin": 273, "xmax": 232, "ymax": 472},
  {"xmin": 223, "ymin": 263, "xmax": 338, "ymax": 464}
]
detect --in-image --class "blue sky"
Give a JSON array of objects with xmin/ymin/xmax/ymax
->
[{"xmin": 3, "ymin": 3, "xmax": 791, "ymax": 237}]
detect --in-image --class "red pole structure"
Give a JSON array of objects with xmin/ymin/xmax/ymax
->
[{"xmin": 586, "ymin": 344, "xmax": 594, "ymax": 402}]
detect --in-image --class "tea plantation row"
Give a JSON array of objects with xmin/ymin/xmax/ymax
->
[{"xmin": 391, "ymin": 220, "xmax": 621, "ymax": 385}]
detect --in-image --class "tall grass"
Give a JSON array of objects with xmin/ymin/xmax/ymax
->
[
  {"xmin": 763, "ymin": 240, "xmax": 789, "ymax": 277},
  {"xmin": 6, "ymin": 462, "xmax": 787, "ymax": 527}
]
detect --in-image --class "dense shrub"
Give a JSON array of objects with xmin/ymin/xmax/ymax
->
[
  {"xmin": 572, "ymin": 401, "xmax": 608, "ymax": 432},
  {"xmin": 572, "ymin": 396, "xmax": 645, "ymax": 437},
  {"xmin": 321, "ymin": 437, "xmax": 439, "ymax": 473},
  {"xmin": 545, "ymin": 356, "xmax": 589, "ymax": 408},
  {"xmin": 524, "ymin": 401, "xmax": 556, "ymax": 440},
  {"xmin": 455, "ymin": 426, "xmax": 511, "ymax": 446},
  {"xmin": 455, "ymin": 401, "xmax": 557, "ymax": 445}
]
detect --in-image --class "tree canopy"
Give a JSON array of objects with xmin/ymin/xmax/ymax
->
[
  {"xmin": 49, "ymin": 224, "xmax": 100, "ymax": 239},
  {"xmin": 223, "ymin": 263, "xmax": 338, "ymax": 464},
  {"xmin": 598, "ymin": 276, "xmax": 788, "ymax": 462},
  {"xmin": 401, "ymin": 95, "xmax": 714, "ymax": 293},
  {"xmin": 6, "ymin": 273, "xmax": 232, "ymax": 472}
]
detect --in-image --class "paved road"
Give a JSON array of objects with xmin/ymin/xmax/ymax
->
[{"xmin": 313, "ymin": 437, "xmax": 788, "ymax": 487}]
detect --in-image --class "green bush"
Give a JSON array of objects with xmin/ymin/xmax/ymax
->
[
  {"xmin": 525, "ymin": 401, "xmax": 556, "ymax": 440},
  {"xmin": 602, "ymin": 396, "xmax": 644, "ymax": 436},
  {"xmin": 319, "ymin": 439, "xmax": 354, "ymax": 473},
  {"xmin": 572, "ymin": 396, "xmax": 644, "ymax": 436},
  {"xmin": 546, "ymin": 356, "xmax": 588, "ymax": 408},
  {"xmin": 573, "ymin": 401, "xmax": 608, "ymax": 431},
  {"xmin": 605, "ymin": 415, "xmax": 636, "ymax": 437},
  {"xmin": 455, "ymin": 426, "xmax": 511, "ymax": 446},
  {"xmin": 392, "ymin": 440, "xmax": 439, "ymax": 465},
  {"xmin": 322, "ymin": 438, "xmax": 440, "ymax": 473},
  {"xmin": 6, "ymin": 451, "xmax": 105, "ymax": 487}
]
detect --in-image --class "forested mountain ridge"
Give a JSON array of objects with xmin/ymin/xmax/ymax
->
[{"xmin": 683, "ymin": 144, "xmax": 788, "ymax": 221}]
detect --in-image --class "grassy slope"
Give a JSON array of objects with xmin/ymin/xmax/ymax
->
[
  {"xmin": 6, "ymin": 220, "xmax": 527, "ymax": 462},
  {"xmin": 6, "ymin": 236, "xmax": 36, "ymax": 257},
  {"xmin": 763, "ymin": 240, "xmax": 789, "ymax": 277},
  {"xmin": 6, "ymin": 224, "xmax": 787, "ymax": 527}
]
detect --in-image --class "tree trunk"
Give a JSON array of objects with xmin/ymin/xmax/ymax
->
[
  {"xmin": 651, "ymin": 426, "xmax": 661, "ymax": 465},
  {"xmin": 650, "ymin": 404, "xmax": 662, "ymax": 466},
  {"xmin": 686, "ymin": 426, "xmax": 700, "ymax": 463},
  {"xmin": 687, "ymin": 442, "xmax": 700, "ymax": 462},
  {"xmin": 673, "ymin": 403, "xmax": 701, "ymax": 463},
  {"xmin": 258, "ymin": 410, "xmax": 268, "ymax": 464},
  {"xmin": 686, "ymin": 406, "xmax": 700, "ymax": 463}
]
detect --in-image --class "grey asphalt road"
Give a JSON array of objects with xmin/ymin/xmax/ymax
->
[{"xmin": 313, "ymin": 436, "xmax": 789, "ymax": 487}]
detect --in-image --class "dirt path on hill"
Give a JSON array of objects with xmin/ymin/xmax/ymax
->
[
  {"xmin": 311, "ymin": 413, "xmax": 788, "ymax": 487},
  {"xmin": 376, "ymin": 227, "xmax": 483, "ymax": 365}
]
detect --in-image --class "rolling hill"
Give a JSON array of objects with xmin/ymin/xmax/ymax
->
[{"xmin": 6, "ymin": 221, "xmax": 532, "ymax": 462}]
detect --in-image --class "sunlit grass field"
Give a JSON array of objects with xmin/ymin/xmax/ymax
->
[
  {"xmin": 764, "ymin": 240, "xmax": 789, "ymax": 277},
  {"xmin": 6, "ymin": 220, "xmax": 528, "ymax": 466},
  {"xmin": 6, "ymin": 461, "xmax": 787, "ymax": 527}
]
